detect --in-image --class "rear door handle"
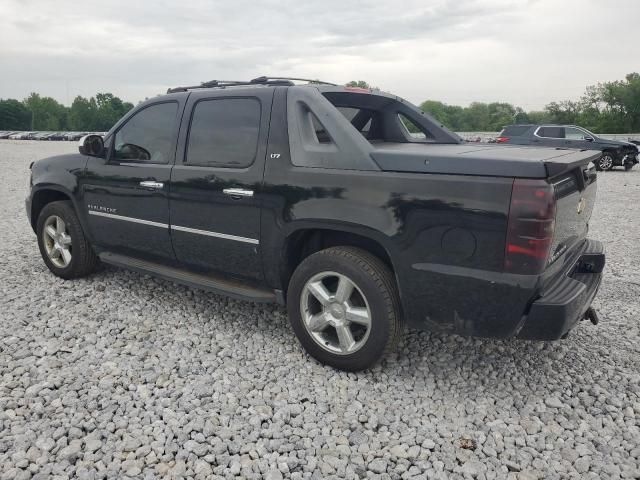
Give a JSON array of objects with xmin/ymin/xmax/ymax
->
[
  {"xmin": 223, "ymin": 188, "xmax": 254, "ymax": 198},
  {"xmin": 139, "ymin": 181, "xmax": 164, "ymax": 189}
]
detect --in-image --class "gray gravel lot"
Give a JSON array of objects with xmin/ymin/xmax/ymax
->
[{"xmin": 1, "ymin": 140, "xmax": 639, "ymax": 479}]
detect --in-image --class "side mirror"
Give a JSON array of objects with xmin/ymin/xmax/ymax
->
[
  {"xmin": 584, "ymin": 136, "xmax": 594, "ymax": 142},
  {"xmin": 78, "ymin": 134, "xmax": 105, "ymax": 157}
]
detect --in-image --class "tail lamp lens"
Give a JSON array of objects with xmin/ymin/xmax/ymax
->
[{"xmin": 504, "ymin": 179, "xmax": 556, "ymax": 274}]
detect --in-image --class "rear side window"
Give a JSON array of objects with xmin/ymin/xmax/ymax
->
[
  {"xmin": 537, "ymin": 126, "xmax": 564, "ymax": 138},
  {"xmin": 501, "ymin": 125, "xmax": 529, "ymax": 136},
  {"xmin": 113, "ymin": 102, "xmax": 178, "ymax": 164},
  {"xmin": 186, "ymin": 98, "xmax": 261, "ymax": 168}
]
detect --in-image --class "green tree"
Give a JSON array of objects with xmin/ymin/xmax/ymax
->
[
  {"xmin": 0, "ymin": 99, "xmax": 31, "ymax": 130},
  {"xmin": 486, "ymin": 102, "xmax": 517, "ymax": 131},
  {"xmin": 419, "ymin": 100, "xmax": 467, "ymax": 130},
  {"xmin": 544, "ymin": 100, "xmax": 581, "ymax": 125},
  {"xmin": 94, "ymin": 93, "xmax": 134, "ymax": 131},
  {"xmin": 461, "ymin": 102, "xmax": 489, "ymax": 130},
  {"xmin": 419, "ymin": 72, "xmax": 640, "ymax": 133},
  {"xmin": 526, "ymin": 111, "xmax": 550, "ymax": 124},
  {"xmin": 513, "ymin": 107, "xmax": 529, "ymax": 124},
  {"xmin": 346, "ymin": 80, "xmax": 371, "ymax": 89},
  {"xmin": 23, "ymin": 93, "xmax": 68, "ymax": 131},
  {"xmin": 1, "ymin": 73, "xmax": 638, "ymax": 134},
  {"xmin": 69, "ymin": 96, "xmax": 99, "ymax": 131},
  {"xmin": 420, "ymin": 100, "xmax": 451, "ymax": 127},
  {"xmin": 595, "ymin": 73, "xmax": 640, "ymax": 132}
]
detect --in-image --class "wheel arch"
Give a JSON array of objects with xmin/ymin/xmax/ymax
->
[
  {"xmin": 30, "ymin": 187, "xmax": 77, "ymax": 231},
  {"xmin": 601, "ymin": 148, "xmax": 620, "ymax": 160},
  {"xmin": 279, "ymin": 225, "xmax": 398, "ymax": 299}
]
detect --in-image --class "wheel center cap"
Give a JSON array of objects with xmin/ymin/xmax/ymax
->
[{"xmin": 330, "ymin": 303, "xmax": 345, "ymax": 319}]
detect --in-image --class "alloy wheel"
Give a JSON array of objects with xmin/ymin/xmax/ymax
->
[
  {"xmin": 599, "ymin": 154, "xmax": 613, "ymax": 170},
  {"xmin": 42, "ymin": 215, "xmax": 72, "ymax": 268},
  {"xmin": 300, "ymin": 271, "xmax": 372, "ymax": 355}
]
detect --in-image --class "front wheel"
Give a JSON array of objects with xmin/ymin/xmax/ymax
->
[
  {"xmin": 36, "ymin": 201, "xmax": 98, "ymax": 279},
  {"xmin": 596, "ymin": 152, "xmax": 614, "ymax": 171},
  {"xmin": 287, "ymin": 247, "xmax": 403, "ymax": 371}
]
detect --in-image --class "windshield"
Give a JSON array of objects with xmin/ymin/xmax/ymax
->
[{"xmin": 580, "ymin": 126, "xmax": 596, "ymax": 137}]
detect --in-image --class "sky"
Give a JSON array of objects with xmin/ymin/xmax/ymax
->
[{"xmin": 1, "ymin": 0, "xmax": 638, "ymax": 110}]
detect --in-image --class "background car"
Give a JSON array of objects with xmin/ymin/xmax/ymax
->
[
  {"xmin": 8, "ymin": 132, "xmax": 29, "ymax": 140},
  {"xmin": 497, "ymin": 124, "xmax": 639, "ymax": 171},
  {"xmin": 63, "ymin": 132, "xmax": 86, "ymax": 141}
]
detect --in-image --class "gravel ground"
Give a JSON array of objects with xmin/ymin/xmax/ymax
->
[{"xmin": 1, "ymin": 140, "xmax": 639, "ymax": 480}]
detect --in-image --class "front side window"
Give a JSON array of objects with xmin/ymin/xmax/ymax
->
[
  {"xmin": 187, "ymin": 98, "xmax": 261, "ymax": 168},
  {"xmin": 564, "ymin": 127, "xmax": 588, "ymax": 140},
  {"xmin": 113, "ymin": 102, "xmax": 178, "ymax": 163}
]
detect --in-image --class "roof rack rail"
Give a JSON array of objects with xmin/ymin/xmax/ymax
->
[
  {"xmin": 252, "ymin": 76, "xmax": 337, "ymax": 86},
  {"xmin": 167, "ymin": 76, "xmax": 336, "ymax": 94}
]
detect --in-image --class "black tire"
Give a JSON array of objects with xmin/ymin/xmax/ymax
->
[
  {"xmin": 287, "ymin": 246, "xmax": 402, "ymax": 371},
  {"xmin": 36, "ymin": 200, "xmax": 98, "ymax": 279},
  {"xmin": 596, "ymin": 152, "xmax": 614, "ymax": 171},
  {"xmin": 624, "ymin": 162, "xmax": 635, "ymax": 171}
]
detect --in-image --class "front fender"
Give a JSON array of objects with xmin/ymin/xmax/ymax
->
[{"xmin": 29, "ymin": 154, "xmax": 89, "ymax": 233}]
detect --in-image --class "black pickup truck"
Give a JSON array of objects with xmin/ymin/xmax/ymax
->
[{"xmin": 26, "ymin": 77, "xmax": 605, "ymax": 371}]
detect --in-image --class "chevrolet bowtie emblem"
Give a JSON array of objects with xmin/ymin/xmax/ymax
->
[{"xmin": 577, "ymin": 197, "xmax": 586, "ymax": 214}]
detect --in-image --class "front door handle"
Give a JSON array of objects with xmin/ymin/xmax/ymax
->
[
  {"xmin": 223, "ymin": 188, "xmax": 254, "ymax": 198},
  {"xmin": 139, "ymin": 180, "xmax": 164, "ymax": 189}
]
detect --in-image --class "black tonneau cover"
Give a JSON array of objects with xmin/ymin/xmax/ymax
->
[{"xmin": 370, "ymin": 143, "xmax": 600, "ymax": 179}]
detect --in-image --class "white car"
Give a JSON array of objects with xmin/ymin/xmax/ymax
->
[{"xmin": 9, "ymin": 132, "xmax": 28, "ymax": 140}]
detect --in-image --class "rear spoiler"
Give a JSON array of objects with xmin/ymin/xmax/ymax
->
[{"xmin": 544, "ymin": 150, "xmax": 600, "ymax": 179}]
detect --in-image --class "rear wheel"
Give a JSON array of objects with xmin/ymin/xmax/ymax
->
[
  {"xmin": 596, "ymin": 152, "xmax": 614, "ymax": 171},
  {"xmin": 36, "ymin": 201, "xmax": 98, "ymax": 279},
  {"xmin": 287, "ymin": 247, "xmax": 402, "ymax": 371}
]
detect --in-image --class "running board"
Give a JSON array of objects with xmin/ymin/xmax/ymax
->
[{"xmin": 99, "ymin": 252, "xmax": 277, "ymax": 303}]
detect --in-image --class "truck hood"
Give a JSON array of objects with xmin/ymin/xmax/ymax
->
[{"xmin": 370, "ymin": 143, "xmax": 601, "ymax": 178}]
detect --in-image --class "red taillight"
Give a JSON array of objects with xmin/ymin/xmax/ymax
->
[
  {"xmin": 496, "ymin": 136, "xmax": 509, "ymax": 143},
  {"xmin": 504, "ymin": 179, "xmax": 556, "ymax": 274}
]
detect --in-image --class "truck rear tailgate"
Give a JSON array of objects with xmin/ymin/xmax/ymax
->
[{"xmin": 547, "ymin": 154, "xmax": 599, "ymax": 266}]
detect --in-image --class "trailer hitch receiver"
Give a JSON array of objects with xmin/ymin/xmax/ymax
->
[{"xmin": 584, "ymin": 307, "xmax": 599, "ymax": 325}]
